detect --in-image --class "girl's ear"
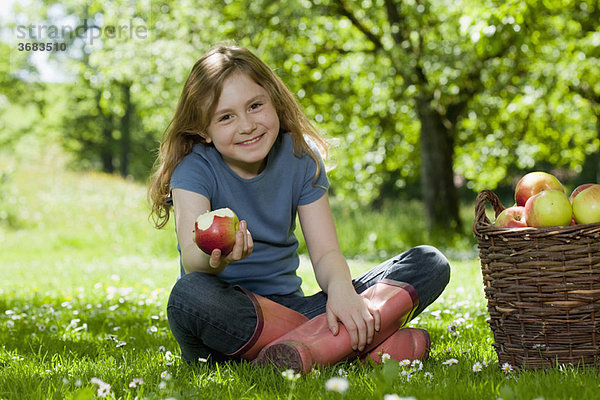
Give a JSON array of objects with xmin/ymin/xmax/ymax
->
[{"xmin": 199, "ymin": 131, "xmax": 212, "ymax": 144}]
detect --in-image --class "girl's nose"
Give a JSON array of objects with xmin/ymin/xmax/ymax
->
[{"xmin": 237, "ymin": 115, "xmax": 256, "ymax": 134}]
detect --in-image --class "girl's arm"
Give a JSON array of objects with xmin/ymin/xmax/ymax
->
[
  {"xmin": 172, "ymin": 188, "xmax": 253, "ymax": 274},
  {"xmin": 298, "ymin": 193, "xmax": 381, "ymax": 352}
]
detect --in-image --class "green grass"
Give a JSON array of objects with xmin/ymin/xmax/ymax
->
[{"xmin": 1, "ymin": 151, "xmax": 599, "ymax": 399}]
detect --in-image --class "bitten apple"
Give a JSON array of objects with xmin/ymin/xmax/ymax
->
[
  {"xmin": 514, "ymin": 172, "xmax": 564, "ymax": 206},
  {"xmin": 524, "ymin": 189, "xmax": 572, "ymax": 227},
  {"xmin": 572, "ymin": 184, "xmax": 600, "ymax": 224},
  {"xmin": 194, "ymin": 208, "xmax": 240, "ymax": 255},
  {"xmin": 494, "ymin": 206, "xmax": 527, "ymax": 228}
]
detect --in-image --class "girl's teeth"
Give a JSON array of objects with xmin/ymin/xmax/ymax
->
[{"xmin": 242, "ymin": 136, "xmax": 260, "ymax": 144}]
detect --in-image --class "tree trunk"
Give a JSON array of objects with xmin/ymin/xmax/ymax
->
[
  {"xmin": 97, "ymin": 91, "xmax": 114, "ymax": 174},
  {"xmin": 416, "ymin": 97, "xmax": 461, "ymax": 234},
  {"xmin": 119, "ymin": 82, "xmax": 133, "ymax": 177},
  {"xmin": 100, "ymin": 121, "xmax": 114, "ymax": 174}
]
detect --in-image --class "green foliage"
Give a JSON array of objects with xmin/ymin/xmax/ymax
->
[{"xmin": 2, "ymin": 0, "xmax": 599, "ymax": 225}]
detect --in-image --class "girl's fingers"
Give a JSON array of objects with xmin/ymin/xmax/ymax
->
[
  {"xmin": 371, "ymin": 307, "xmax": 381, "ymax": 332},
  {"xmin": 209, "ymin": 248, "xmax": 222, "ymax": 269},
  {"xmin": 326, "ymin": 309, "xmax": 340, "ymax": 336},
  {"xmin": 353, "ymin": 316, "xmax": 367, "ymax": 351},
  {"xmin": 363, "ymin": 311, "xmax": 375, "ymax": 346},
  {"xmin": 245, "ymin": 228, "xmax": 254, "ymax": 256}
]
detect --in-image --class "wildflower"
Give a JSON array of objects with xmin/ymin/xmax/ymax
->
[
  {"xmin": 399, "ymin": 370, "xmax": 412, "ymax": 381},
  {"xmin": 399, "ymin": 359, "xmax": 412, "ymax": 367},
  {"xmin": 310, "ymin": 368, "xmax": 321, "ymax": 377},
  {"xmin": 128, "ymin": 378, "xmax": 145, "ymax": 388},
  {"xmin": 472, "ymin": 362, "xmax": 483, "ymax": 373},
  {"xmin": 501, "ymin": 363, "xmax": 513, "ymax": 374},
  {"xmin": 325, "ymin": 377, "xmax": 349, "ymax": 393},
  {"xmin": 91, "ymin": 377, "xmax": 111, "ymax": 398},
  {"xmin": 381, "ymin": 353, "xmax": 391, "ymax": 363},
  {"xmin": 442, "ymin": 358, "xmax": 458, "ymax": 366},
  {"xmin": 160, "ymin": 370, "xmax": 172, "ymax": 380},
  {"xmin": 281, "ymin": 369, "xmax": 301, "ymax": 381},
  {"xmin": 384, "ymin": 395, "xmax": 402, "ymax": 400},
  {"xmin": 116, "ymin": 341, "xmax": 127, "ymax": 348},
  {"xmin": 97, "ymin": 383, "xmax": 111, "ymax": 398},
  {"xmin": 411, "ymin": 359, "xmax": 423, "ymax": 371},
  {"xmin": 337, "ymin": 368, "xmax": 348, "ymax": 377},
  {"xmin": 482, "ymin": 359, "xmax": 490, "ymax": 367},
  {"xmin": 197, "ymin": 357, "xmax": 208, "ymax": 363},
  {"xmin": 423, "ymin": 372, "xmax": 433, "ymax": 380}
]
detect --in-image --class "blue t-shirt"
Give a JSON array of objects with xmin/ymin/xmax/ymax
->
[{"xmin": 169, "ymin": 133, "xmax": 329, "ymax": 295}]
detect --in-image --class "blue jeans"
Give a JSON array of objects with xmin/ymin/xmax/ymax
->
[{"xmin": 167, "ymin": 245, "xmax": 450, "ymax": 364}]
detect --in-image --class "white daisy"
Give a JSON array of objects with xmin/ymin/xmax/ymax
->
[
  {"xmin": 325, "ymin": 377, "xmax": 349, "ymax": 393},
  {"xmin": 501, "ymin": 363, "xmax": 513, "ymax": 373},
  {"xmin": 442, "ymin": 358, "xmax": 459, "ymax": 366},
  {"xmin": 281, "ymin": 369, "xmax": 300, "ymax": 381}
]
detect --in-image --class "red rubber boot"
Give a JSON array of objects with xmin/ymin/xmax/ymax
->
[
  {"xmin": 228, "ymin": 289, "xmax": 309, "ymax": 360},
  {"xmin": 365, "ymin": 328, "xmax": 430, "ymax": 364},
  {"xmin": 254, "ymin": 279, "xmax": 419, "ymax": 373}
]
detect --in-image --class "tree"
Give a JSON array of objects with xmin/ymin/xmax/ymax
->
[
  {"xmin": 221, "ymin": 0, "xmax": 533, "ymax": 233},
  {"xmin": 220, "ymin": 0, "xmax": 599, "ymax": 234}
]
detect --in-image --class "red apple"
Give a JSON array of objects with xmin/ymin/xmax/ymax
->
[
  {"xmin": 572, "ymin": 184, "xmax": 600, "ymax": 224},
  {"xmin": 524, "ymin": 189, "xmax": 572, "ymax": 227},
  {"xmin": 194, "ymin": 208, "xmax": 240, "ymax": 255},
  {"xmin": 514, "ymin": 172, "xmax": 564, "ymax": 206},
  {"xmin": 494, "ymin": 206, "xmax": 528, "ymax": 228},
  {"xmin": 569, "ymin": 183, "xmax": 595, "ymax": 203}
]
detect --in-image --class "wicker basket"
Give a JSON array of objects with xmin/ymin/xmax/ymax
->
[{"xmin": 473, "ymin": 189, "xmax": 600, "ymax": 369}]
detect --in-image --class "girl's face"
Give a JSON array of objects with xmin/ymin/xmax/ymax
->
[{"xmin": 204, "ymin": 72, "xmax": 280, "ymax": 179}]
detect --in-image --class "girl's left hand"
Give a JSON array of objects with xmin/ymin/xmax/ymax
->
[{"xmin": 325, "ymin": 284, "xmax": 381, "ymax": 352}]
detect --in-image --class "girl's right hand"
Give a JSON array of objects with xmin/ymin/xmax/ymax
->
[{"xmin": 207, "ymin": 220, "xmax": 253, "ymax": 269}]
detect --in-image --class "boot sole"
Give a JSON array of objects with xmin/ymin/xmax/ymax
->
[{"xmin": 257, "ymin": 341, "xmax": 307, "ymax": 373}]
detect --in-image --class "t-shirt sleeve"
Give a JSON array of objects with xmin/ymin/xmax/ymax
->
[
  {"xmin": 298, "ymin": 147, "xmax": 330, "ymax": 206},
  {"xmin": 169, "ymin": 152, "xmax": 215, "ymax": 201}
]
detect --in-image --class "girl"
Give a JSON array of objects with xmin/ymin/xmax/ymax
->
[{"xmin": 148, "ymin": 45, "xmax": 450, "ymax": 369}]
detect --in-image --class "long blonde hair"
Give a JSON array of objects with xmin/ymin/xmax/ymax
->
[{"xmin": 148, "ymin": 45, "xmax": 329, "ymax": 229}]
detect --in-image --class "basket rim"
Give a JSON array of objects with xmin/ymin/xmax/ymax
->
[{"xmin": 473, "ymin": 189, "xmax": 600, "ymax": 239}]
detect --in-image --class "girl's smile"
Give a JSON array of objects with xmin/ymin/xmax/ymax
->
[
  {"xmin": 204, "ymin": 72, "xmax": 280, "ymax": 179},
  {"xmin": 236, "ymin": 132, "xmax": 265, "ymax": 146}
]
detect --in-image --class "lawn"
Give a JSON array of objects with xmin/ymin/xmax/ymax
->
[{"xmin": 1, "ymin": 150, "xmax": 599, "ymax": 399}]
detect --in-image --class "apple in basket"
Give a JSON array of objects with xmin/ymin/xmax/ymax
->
[
  {"xmin": 494, "ymin": 206, "xmax": 527, "ymax": 228},
  {"xmin": 569, "ymin": 184, "xmax": 595, "ymax": 203},
  {"xmin": 514, "ymin": 171, "xmax": 564, "ymax": 206},
  {"xmin": 571, "ymin": 184, "xmax": 600, "ymax": 224},
  {"xmin": 194, "ymin": 208, "xmax": 239, "ymax": 255},
  {"xmin": 524, "ymin": 189, "xmax": 572, "ymax": 227}
]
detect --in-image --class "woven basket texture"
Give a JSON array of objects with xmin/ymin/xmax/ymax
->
[{"xmin": 473, "ymin": 189, "xmax": 600, "ymax": 369}]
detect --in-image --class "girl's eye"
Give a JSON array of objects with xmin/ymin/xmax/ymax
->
[
  {"xmin": 250, "ymin": 102, "xmax": 262, "ymax": 111},
  {"xmin": 218, "ymin": 114, "xmax": 231, "ymax": 122}
]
